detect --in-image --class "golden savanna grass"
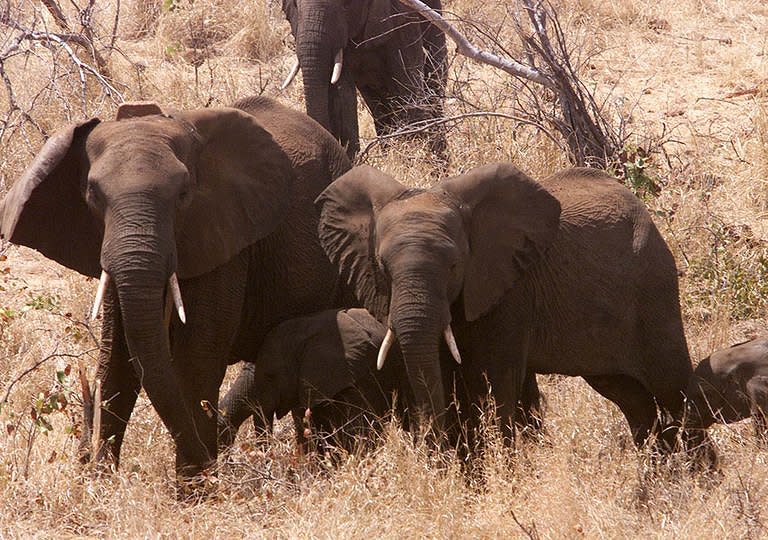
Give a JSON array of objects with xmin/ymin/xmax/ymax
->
[{"xmin": 1, "ymin": 0, "xmax": 768, "ymax": 537}]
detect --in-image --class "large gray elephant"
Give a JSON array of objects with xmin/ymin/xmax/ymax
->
[
  {"xmin": 316, "ymin": 163, "xmax": 715, "ymax": 461},
  {"xmin": 218, "ymin": 308, "xmax": 410, "ymax": 454},
  {"xmin": 0, "ymin": 96, "xmax": 351, "ymax": 486},
  {"xmin": 281, "ymin": 0, "xmax": 447, "ymax": 159}
]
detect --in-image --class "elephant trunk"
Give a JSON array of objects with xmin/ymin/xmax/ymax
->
[
  {"xmin": 295, "ymin": 1, "xmax": 358, "ymax": 156},
  {"xmin": 101, "ymin": 209, "xmax": 211, "ymax": 475},
  {"xmin": 387, "ymin": 278, "xmax": 450, "ymax": 434}
]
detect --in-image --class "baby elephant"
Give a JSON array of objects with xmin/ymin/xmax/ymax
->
[
  {"xmin": 686, "ymin": 338, "xmax": 768, "ymax": 445},
  {"xmin": 218, "ymin": 308, "xmax": 409, "ymax": 454}
]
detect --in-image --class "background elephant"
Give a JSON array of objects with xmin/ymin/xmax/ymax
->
[
  {"xmin": 281, "ymin": 0, "xmax": 447, "ymax": 159},
  {"xmin": 686, "ymin": 338, "xmax": 768, "ymax": 446},
  {"xmin": 0, "ymin": 96, "xmax": 351, "ymax": 484},
  {"xmin": 218, "ymin": 308, "xmax": 409, "ymax": 455},
  {"xmin": 316, "ymin": 163, "xmax": 714, "ymax": 460}
]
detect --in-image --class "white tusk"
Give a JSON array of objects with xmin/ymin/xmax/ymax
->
[
  {"xmin": 90, "ymin": 270, "xmax": 110, "ymax": 321},
  {"xmin": 280, "ymin": 59, "xmax": 300, "ymax": 90},
  {"xmin": 330, "ymin": 49, "xmax": 343, "ymax": 85},
  {"xmin": 444, "ymin": 325, "xmax": 462, "ymax": 364},
  {"xmin": 377, "ymin": 328, "xmax": 395, "ymax": 370},
  {"xmin": 168, "ymin": 273, "xmax": 187, "ymax": 324}
]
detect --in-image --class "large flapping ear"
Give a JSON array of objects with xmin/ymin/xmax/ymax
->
[
  {"xmin": 172, "ymin": 107, "xmax": 295, "ymax": 278},
  {"xmin": 1, "ymin": 118, "xmax": 103, "ymax": 277},
  {"xmin": 441, "ymin": 162, "xmax": 561, "ymax": 321},
  {"xmin": 315, "ymin": 166, "xmax": 408, "ymax": 321}
]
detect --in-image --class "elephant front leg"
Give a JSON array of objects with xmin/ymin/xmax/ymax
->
[
  {"xmin": 217, "ymin": 362, "xmax": 273, "ymax": 451},
  {"xmin": 170, "ymin": 257, "xmax": 247, "ymax": 480},
  {"xmin": 80, "ymin": 285, "xmax": 141, "ymax": 469}
]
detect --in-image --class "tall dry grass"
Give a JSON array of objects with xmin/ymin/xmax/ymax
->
[{"xmin": 0, "ymin": 0, "xmax": 767, "ymax": 537}]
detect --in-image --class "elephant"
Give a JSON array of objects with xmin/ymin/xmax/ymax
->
[
  {"xmin": 218, "ymin": 308, "xmax": 410, "ymax": 454},
  {"xmin": 280, "ymin": 0, "xmax": 447, "ymax": 160},
  {"xmin": 315, "ymin": 163, "xmax": 716, "ymax": 462},
  {"xmin": 0, "ymin": 95, "xmax": 352, "ymax": 487},
  {"xmin": 686, "ymin": 338, "xmax": 768, "ymax": 446}
]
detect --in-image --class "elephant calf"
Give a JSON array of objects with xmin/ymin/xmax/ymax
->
[
  {"xmin": 218, "ymin": 308, "xmax": 410, "ymax": 454},
  {"xmin": 686, "ymin": 338, "xmax": 768, "ymax": 445}
]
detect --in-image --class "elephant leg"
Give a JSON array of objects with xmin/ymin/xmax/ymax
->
[
  {"xmin": 748, "ymin": 376, "xmax": 768, "ymax": 448},
  {"xmin": 516, "ymin": 372, "xmax": 545, "ymax": 437},
  {"xmin": 170, "ymin": 256, "xmax": 247, "ymax": 477},
  {"xmin": 582, "ymin": 375, "xmax": 662, "ymax": 450},
  {"xmin": 80, "ymin": 284, "xmax": 141, "ymax": 469},
  {"xmin": 217, "ymin": 362, "xmax": 273, "ymax": 452},
  {"xmin": 465, "ymin": 316, "xmax": 530, "ymax": 447}
]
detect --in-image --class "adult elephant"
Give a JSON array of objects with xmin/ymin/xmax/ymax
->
[
  {"xmin": 316, "ymin": 163, "xmax": 715, "ymax": 461},
  {"xmin": 281, "ymin": 0, "xmax": 447, "ymax": 159},
  {"xmin": 0, "ymin": 96, "xmax": 351, "ymax": 486}
]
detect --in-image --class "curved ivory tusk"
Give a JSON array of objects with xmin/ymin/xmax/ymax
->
[
  {"xmin": 444, "ymin": 325, "xmax": 462, "ymax": 364},
  {"xmin": 377, "ymin": 328, "xmax": 395, "ymax": 370},
  {"xmin": 168, "ymin": 273, "xmax": 187, "ymax": 324},
  {"xmin": 90, "ymin": 270, "xmax": 110, "ymax": 321},
  {"xmin": 330, "ymin": 49, "xmax": 343, "ymax": 85},
  {"xmin": 280, "ymin": 59, "xmax": 300, "ymax": 90}
]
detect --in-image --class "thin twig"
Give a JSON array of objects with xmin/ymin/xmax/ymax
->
[
  {"xmin": 358, "ymin": 110, "xmax": 563, "ymax": 159},
  {"xmin": 1, "ymin": 347, "xmax": 99, "ymax": 406}
]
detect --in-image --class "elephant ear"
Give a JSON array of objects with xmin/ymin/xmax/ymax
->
[
  {"xmin": 171, "ymin": 107, "xmax": 295, "ymax": 278},
  {"xmin": 297, "ymin": 312, "xmax": 360, "ymax": 408},
  {"xmin": 441, "ymin": 162, "xmax": 561, "ymax": 322},
  {"xmin": 0, "ymin": 118, "xmax": 103, "ymax": 278},
  {"xmin": 358, "ymin": 1, "xmax": 399, "ymax": 48},
  {"xmin": 281, "ymin": 0, "xmax": 298, "ymax": 36},
  {"xmin": 315, "ymin": 166, "xmax": 408, "ymax": 321}
]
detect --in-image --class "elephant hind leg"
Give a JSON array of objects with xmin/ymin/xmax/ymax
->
[{"xmin": 583, "ymin": 375, "xmax": 662, "ymax": 449}]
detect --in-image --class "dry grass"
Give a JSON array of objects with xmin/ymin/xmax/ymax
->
[{"xmin": 1, "ymin": 0, "xmax": 768, "ymax": 537}]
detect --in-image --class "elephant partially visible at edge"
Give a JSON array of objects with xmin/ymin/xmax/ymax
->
[
  {"xmin": 218, "ymin": 308, "xmax": 410, "ymax": 454},
  {"xmin": 281, "ymin": 0, "xmax": 447, "ymax": 159},
  {"xmin": 0, "ymin": 96, "xmax": 351, "ymax": 487},
  {"xmin": 315, "ymin": 163, "xmax": 716, "ymax": 464},
  {"xmin": 686, "ymin": 338, "xmax": 768, "ymax": 446}
]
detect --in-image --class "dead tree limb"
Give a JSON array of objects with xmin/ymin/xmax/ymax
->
[
  {"xmin": 401, "ymin": 0, "xmax": 554, "ymax": 89},
  {"xmin": 399, "ymin": 0, "xmax": 624, "ymax": 169}
]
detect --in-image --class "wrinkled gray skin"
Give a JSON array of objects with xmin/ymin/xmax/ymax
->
[
  {"xmin": 282, "ymin": 0, "xmax": 447, "ymax": 159},
  {"xmin": 218, "ymin": 308, "xmax": 410, "ymax": 454},
  {"xmin": 686, "ymin": 338, "xmax": 768, "ymax": 446},
  {"xmin": 0, "ymin": 96, "xmax": 351, "ymax": 487},
  {"xmin": 316, "ymin": 163, "xmax": 716, "ymax": 464}
]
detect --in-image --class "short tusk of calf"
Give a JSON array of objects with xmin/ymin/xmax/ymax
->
[
  {"xmin": 330, "ymin": 49, "xmax": 343, "ymax": 85},
  {"xmin": 90, "ymin": 270, "xmax": 110, "ymax": 321},
  {"xmin": 280, "ymin": 59, "xmax": 300, "ymax": 90},
  {"xmin": 444, "ymin": 325, "xmax": 462, "ymax": 364},
  {"xmin": 377, "ymin": 328, "xmax": 395, "ymax": 370},
  {"xmin": 168, "ymin": 273, "xmax": 187, "ymax": 324}
]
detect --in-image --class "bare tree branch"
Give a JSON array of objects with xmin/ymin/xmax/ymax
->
[
  {"xmin": 399, "ymin": 0, "xmax": 625, "ymax": 169},
  {"xmin": 399, "ymin": 0, "xmax": 555, "ymax": 88}
]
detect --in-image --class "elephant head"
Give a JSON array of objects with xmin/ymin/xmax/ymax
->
[
  {"xmin": 315, "ymin": 163, "xmax": 561, "ymax": 428},
  {"xmin": 1, "ymin": 102, "xmax": 295, "ymax": 467}
]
